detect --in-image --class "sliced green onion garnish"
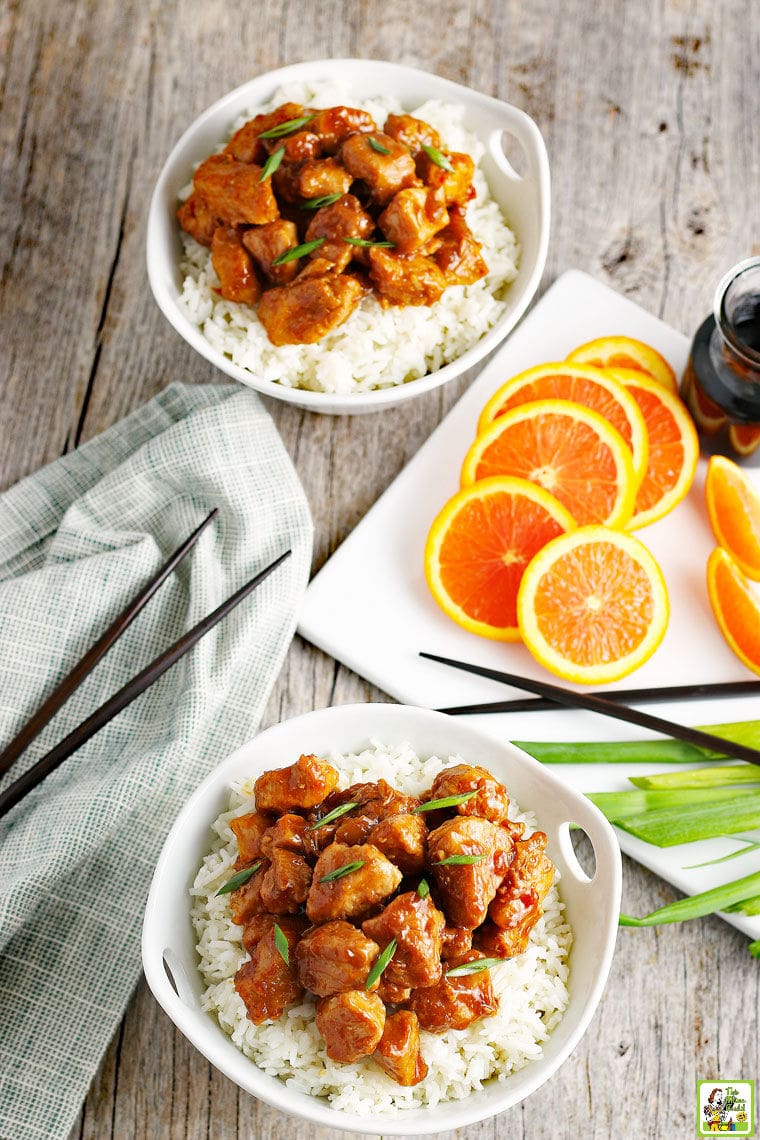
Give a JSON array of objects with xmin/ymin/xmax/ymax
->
[
  {"xmin": 615, "ymin": 793, "xmax": 760, "ymax": 847},
  {"xmin": 272, "ymin": 237, "xmax": 325, "ymax": 265},
  {"xmin": 273, "ymin": 922, "xmax": 290, "ymax": 965},
  {"xmin": 258, "ymin": 114, "xmax": 315, "ymax": 139},
  {"xmin": 413, "ymin": 790, "xmax": 478, "ymax": 814},
  {"xmin": 446, "ymin": 957, "xmax": 505, "ymax": 977},
  {"xmin": 307, "ymin": 801, "xmax": 359, "ymax": 830},
  {"xmin": 319, "ymin": 859, "xmax": 365, "ymax": 883},
  {"xmin": 421, "ymin": 143, "xmax": 454, "ymax": 171},
  {"xmin": 432, "ymin": 853, "xmax": 488, "ymax": 867},
  {"xmin": 365, "ymin": 938, "xmax": 397, "ymax": 990},
  {"xmin": 302, "ymin": 193, "xmax": 343, "ymax": 210},
  {"xmin": 216, "ymin": 860, "xmax": 262, "ymax": 896},
  {"xmin": 368, "ymin": 136, "xmax": 390, "ymax": 154},
  {"xmin": 417, "ymin": 878, "xmax": 430, "ymax": 898},
  {"xmin": 343, "ymin": 237, "xmax": 395, "ymax": 248},
  {"xmin": 619, "ymin": 869, "xmax": 760, "ymax": 926},
  {"xmin": 259, "ymin": 146, "xmax": 285, "ymax": 181}
]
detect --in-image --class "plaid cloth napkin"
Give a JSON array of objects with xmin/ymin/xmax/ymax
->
[{"xmin": 0, "ymin": 382, "xmax": 313, "ymax": 1140}]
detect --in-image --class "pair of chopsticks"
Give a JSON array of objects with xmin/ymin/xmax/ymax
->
[
  {"xmin": 421, "ymin": 652, "xmax": 760, "ymax": 768},
  {"xmin": 0, "ymin": 509, "xmax": 291, "ymax": 818}
]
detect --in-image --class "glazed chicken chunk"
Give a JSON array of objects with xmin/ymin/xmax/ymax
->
[
  {"xmin": 177, "ymin": 192, "xmax": 218, "ymax": 247},
  {"xmin": 477, "ymin": 832, "xmax": 554, "ymax": 957},
  {"xmin": 257, "ymin": 272, "xmax": 365, "ymax": 346},
  {"xmin": 242, "ymin": 219, "xmax": 299, "ymax": 285},
  {"xmin": 428, "ymin": 763, "xmax": 512, "ymax": 824},
  {"xmin": 242, "ymin": 912, "xmax": 308, "ymax": 956},
  {"xmin": 306, "ymin": 842, "xmax": 403, "ymax": 923},
  {"xmin": 210, "ymin": 226, "xmax": 260, "ymax": 306},
  {"xmin": 259, "ymin": 848, "xmax": 312, "ymax": 914},
  {"xmin": 296, "ymin": 920, "xmax": 380, "ymax": 996},
  {"xmin": 362, "ymin": 891, "xmax": 445, "ymax": 990},
  {"xmin": 373, "ymin": 1011, "xmax": 428, "ymax": 1086},
  {"xmin": 296, "ymin": 157, "xmax": 354, "ymax": 200},
  {"xmin": 368, "ymin": 247, "xmax": 446, "ymax": 307},
  {"xmin": 193, "ymin": 154, "xmax": 279, "ymax": 226},
  {"xmin": 383, "ymin": 112, "xmax": 442, "ymax": 155},
  {"xmin": 316, "ymin": 991, "xmax": 386, "ymax": 1063},
  {"xmin": 407, "ymin": 950, "xmax": 498, "ymax": 1033},
  {"xmin": 330, "ymin": 779, "xmax": 420, "ymax": 846},
  {"xmin": 230, "ymin": 809, "xmax": 271, "ymax": 868},
  {"xmin": 428, "ymin": 815, "xmax": 513, "ymax": 929},
  {"xmin": 253, "ymin": 754, "xmax": 339, "ymax": 813},
  {"xmin": 234, "ymin": 923, "xmax": 304, "ymax": 1024},
  {"xmin": 378, "ymin": 187, "xmax": 449, "ymax": 253},
  {"xmin": 367, "ymin": 812, "xmax": 427, "ymax": 875},
  {"xmin": 304, "ymin": 194, "xmax": 374, "ymax": 271},
  {"xmin": 225, "ymin": 101, "xmax": 306, "ymax": 164},
  {"xmin": 434, "ymin": 209, "xmax": 488, "ymax": 286},
  {"xmin": 310, "ymin": 105, "xmax": 376, "ymax": 152},
  {"xmin": 416, "ymin": 150, "xmax": 476, "ymax": 206},
  {"xmin": 340, "ymin": 131, "xmax": 419, "ymax": 204},
  {"xmin": 228, "ymin": 860, "xmax": 269, "ymax": 925}
]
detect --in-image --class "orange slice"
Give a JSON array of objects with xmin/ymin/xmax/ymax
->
[
  {"xmin": 705, "ymin": 455, "xmax": 760, "ymax": 580},
  {"xmin": 680, "ymin": 362, "xmax": 728, "ymax": 436},
  {"xmin": 477, "ymin": 362, "xmax": 649, "ymax": 485},
  {"xmin": 706, "ymin": 547, "xmax": 760, "ymax": 677},
  {"xmin": 608, "ymin": 369, "xmax": 699, "ymax": 529},
  {"xmin": 567, "ymin": 335, "xmax": 678, "ymax": 394},
  {"xmin": 729, "ymin": 423, "xmax": 760, "ymax": 458},
  {"xmin": 424, "ymin": 477, "xmax": 577, "ymax": 640},
  {"xmin": 517, "ymin": 525, "xmax": 670, "ymax": 684},
  {"xmin": 461, "ymin": 399, "xmax": 637, "ymax": 529}
]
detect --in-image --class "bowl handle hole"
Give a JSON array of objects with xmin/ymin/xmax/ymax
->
[
  {"xmin": 558, "ymin": 821, "xmax": 597, "ymax": 883},
  {"xmin": 492, "ymin": 128, "xmax": 528, "ymax": 180},
  {"xmin": 162, "ymin": 949, "xmax": 198, "ymax": 1009}
]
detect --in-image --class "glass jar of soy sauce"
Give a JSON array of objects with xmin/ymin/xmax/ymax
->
[{"xmin": 681, "ymin": 257, "xmax": 760, "ymax": 463}]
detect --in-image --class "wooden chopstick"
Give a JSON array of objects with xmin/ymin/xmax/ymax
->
[
  {"xmin": 420, "ymin": 652, "xmax": 760, "ymax": 768},
  {"xmin": 437, "ymin": 678, "xmax": 760, "ymax": 716},
  {"xmin": 0, "ymin": 549, "xmax": 291, "ymax": 819},
  {"xmin": 0, "ymin": 508, "xmax": 219, "ymax": 780}
]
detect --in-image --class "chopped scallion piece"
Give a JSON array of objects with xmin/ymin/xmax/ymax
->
[
  {"xmin": 432, "ymin": 853, "xmax": 488, "ymax": 867},
  {"xmin": 259, "ymin": 146, "xmax": 285, "ymax": 181},
  {"xmin": 273, "ymin": 922, "xmax": 290, "ymax": 965},
  {"xmin": 343, "ymin": 237, "xmax": 395, "ymax": 248},
  {"xmin": 413, "ymin": 789, "xmax": 478, "ymax": 814},
  {"xmin": 421, "ymin": 143, "xmax": 454, "ymax": 172},
  {"xmin": 417, "ymin": 878, "xmax": 430, "ymax": 898},
  {"xmin": 365, "ymin": 938, "xmax": 398, "ymax": 990},
  {"xmin": 258, "ymin": 114, "xmax": 315, "ymax": 139},
  {"xmin": 307, "ymin": 801, "xmax": 359, "ymax": 831},
  {"xmin": 319, "ymin": 859, "xmax": 365, "ymax": 883},
  {"xmin": 368, "ymin": 136, "xmax": 390, "ymax": 154},
  {"xmin": 216, "ymin": 860, "xmax": 262, "ymax": 896},
  {"xmin": 302, "ymin": 192, "xmax": 343, "ymax": 210},
  {"xmin": 272, "ymin": 237, "xmax": 325, "ymax": 265},
  {"xmin": 446, "ymin": 957, "xmax": 505, "ymax": 977}
]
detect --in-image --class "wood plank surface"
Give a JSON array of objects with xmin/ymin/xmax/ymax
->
[{"xmin": 1, "ymin": 0, "xmax": 758, "ymax": 1137}]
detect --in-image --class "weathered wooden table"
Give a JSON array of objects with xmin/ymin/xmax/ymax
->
[{"xmin": 3, "ymin": 1, "xmax": 758, "ymax": 1136}]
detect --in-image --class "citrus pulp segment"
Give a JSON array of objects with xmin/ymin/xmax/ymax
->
[
  {"xmin": 424, "ymin": 477, "xmax": 577, "ymax": 640},
  {"xmin": 608, "ymin": 368, "xmax": 699, "ymax": 529},
  {"xmin": 706, "ymin": 547, "xmax": 760, "ymax": 677},
  {"xmin": 705, "ymin": 455, "xmax": 760, "ymax": 580},
  {"xmin": 728, "ymin": 423, "xmax": 760, "ymax": 458},
  {"xmin": 476, "ymin": 361, "xmax": 649, "ymax": 485},
  {"xmin": 566, "ymin": 335, "xmax": 678, "ymax": 393},
  {"xmin": 461, "ymin": 398, "xmax": 637, "ymax": 528},
  {"xmin": 516, "ymin": 525, "xmax": 670, "ymax": 684}
]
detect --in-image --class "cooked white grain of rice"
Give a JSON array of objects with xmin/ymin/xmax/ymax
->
[
  {"xmin": 178, "ymin": 82, "xmax": 519, "ymax": 395},
  {"xmin": 190, "ymin": 740, "xmax": 571, "ymax": 1114}
]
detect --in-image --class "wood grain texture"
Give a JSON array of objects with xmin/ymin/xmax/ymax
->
[{"xmin": 1, "ymin": 0, "xmax": 758, "ymax": 1136}]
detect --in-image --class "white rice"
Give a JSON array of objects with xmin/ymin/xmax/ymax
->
[
  {"xmin": 190, "ymin": 741, "xmax": 571, "ymax": 1114},
  {"xmin": 178, "ymin": 82, "xmax": 519, "ymax": 394}
]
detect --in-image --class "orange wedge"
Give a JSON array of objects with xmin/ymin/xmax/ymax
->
[
  {"xmin": 424, "ymin": 477, "xmax": 577, "ymax": 640},
  {"xmin": 517, "ymin": 525, "xmax": 670, "ymax": 683},
  {"xmin": 729, "ymin": 423, "xmax": 760, "ymax": 458},
  {"xmin": 477, "ymin": 362, "xmax": 649, "ymax": 486},
  {"xmin": 461, "ymin": 399, "xmax": 637, "ymax": 528},
  {"xmin": 567, "ymin": 335, "xmax": 678, "ymax": 394},
  {"xmin": 608, "ymin": 369, "xmax": 699, "ymax": 529},
  {"xmin": 706, "ymin": 547, "xmax": 760, "ymax": 677},
  {"xmin": 705, "ymin": 455, "xmax": 760, "ymax": 580}
]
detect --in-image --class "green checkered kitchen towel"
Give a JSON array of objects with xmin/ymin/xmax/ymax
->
[{"xmin": 0, "ymin": 382, "xmax": 313, "ymax": 1140}]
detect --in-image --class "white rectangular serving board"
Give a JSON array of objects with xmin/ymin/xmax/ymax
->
[{"xmin": 298, "ymin": 270, "xmax": 760, "ymax": 941}]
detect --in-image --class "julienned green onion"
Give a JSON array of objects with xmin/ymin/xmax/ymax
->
[
  {"xmin": 413, "ymin": 790, "xmax": 478, "ymax": 814},
  {"xmin": 273, "ymin": 922, "xmax": 290, "ymax": 965},
  {"xmin": 368, "ymin": 136, "xmax": 390, "ymax": 154},
  {"xmin": 258, "ymin": 114, "xmax": 315, "ymax": 139},
  {"xmin": 587, "ymin": 786, "xmax": 756, "ymax": 822},
  {"xmin": 343, "ymin": 237, "xmax": 395, "ymax": 248},
  {"xmin": 302, "ymin": 192, "xmax": 343, "ymax": 209},
  {"xmin": 272, "ymin": 237, "xmax": 325, "ymax": 265},
  {"xmin": 432, "ymin": 853, "xmax": 488, "ymax": 867},
  {"xmin": 365, "ymin": 938, "xmax": 397, "ymax": 990},
  {"xmin": 319, "ymin": 859, "xmax": 365, "ymax": 883},
  {"xmin": 619, "ymin": 869, "xmax": 760, "ymax": 926},
  {"xmin": 684, "ymin": 840, "xmax": 760, "ymax": 870},
  {"xmin": 630, "ymin": 765, "xmax": 760, "ymax": 790},
  {"xmin": 421, "ymin": 142, "xmax": 454, "ymax": 171},
  {"xmin": 446, "ymin": 957, "xmax": 505, "ymax": 977},
  {"xmin": 307, "ymin": 801, "xmax": 359, "ymax": 830},
  {"xmin": 216, "ymin": 861, "xmax": 262, "ymax": 895},
  {"xmin": 615, "ymin": 793, "xmax": 760, "ymax": 847},
  {"xmin": 258, "ymin": 146, "xmax": 285, "ymax": 181},
  {"xmin": 417, "ymin": 878, "xmax": 430, "ymax": 898},
  {"xmin": 516, "ymin": 720, "xmax": 760, "ymax": 765},
  {"xmin": 749, "ymin": 940, "xmax": 760, "ymax": 958}
]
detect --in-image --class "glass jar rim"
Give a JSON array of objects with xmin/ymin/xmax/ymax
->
[{"xmin": 713, "ymin": 256, "xmax": 760, "ymax": 367}]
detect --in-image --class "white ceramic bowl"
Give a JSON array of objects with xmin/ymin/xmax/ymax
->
[
  {"xmin": 146, "ymin": 59, "xmax": 550, "ymax": 415},
  {"xmin": 142, "ymin": 703, "xmax": 621, "ymax": 1135}
]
